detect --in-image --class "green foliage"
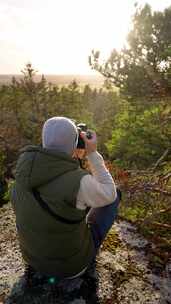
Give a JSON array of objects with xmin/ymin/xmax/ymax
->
[
  {"xmin": 106, "ymin": 101, "xmax": 171, "ymax": 168},
  {"xmin": 89, "ymin": 4, "xmax": 171, "ymax": 98},
  {"xmin": 1, "ymin": 62, "xmax": 171, "ymax": 170},
  {"xmin": 3, "ymin": 180, "xmax": 15, "ymax": 202},
  {"xmin": 0, "ymin": 63, "xmax": 121, "ymax": 159},
  {"xmin": 89, "ymin": 3, "xmax": 171, "ymax": 171}
]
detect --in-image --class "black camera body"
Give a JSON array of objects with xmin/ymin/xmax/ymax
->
[{"xmin": 77, "ymin": 123, "xmax": 92, "ymax": 149}]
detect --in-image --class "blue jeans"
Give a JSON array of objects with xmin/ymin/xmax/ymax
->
[{"xmin": 86, "ymin": 189, "xmax": 121, "ymax": 252}]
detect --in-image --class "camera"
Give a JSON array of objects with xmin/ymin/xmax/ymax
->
[{"xmin": 77, "ymin": 123, "xmax": 92, "ymax": 149}]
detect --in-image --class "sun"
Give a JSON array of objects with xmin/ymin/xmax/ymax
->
[
  {"xmin": 25, "ymin": 0, "xmax": 134, "ymax": 74},
  {"xmin": 1, "ymin": 0, "xmax": 170, "ymax": 74}
]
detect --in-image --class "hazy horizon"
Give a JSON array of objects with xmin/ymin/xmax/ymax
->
[
  {"xmin": 0, "ymin": 73, "xmax": 102, "ymax": 76},
  {"xmin": 0, "ymin": 74, "xmax": 104, "ymax": 86}
]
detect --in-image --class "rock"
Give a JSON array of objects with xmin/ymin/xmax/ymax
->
[
  {"xmin": 0, "ymin": 204, "xmax": 171, "ymax": 303},
  {"xmin": 114, "ymin": 221, "xmax": 149, "ymax": 249}
]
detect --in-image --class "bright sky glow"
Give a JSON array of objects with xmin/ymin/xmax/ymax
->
[{"xmin": 0, "ymin": 0, "xmax": 170, "ymax": 74}]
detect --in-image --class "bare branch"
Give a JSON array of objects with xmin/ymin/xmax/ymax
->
[
  {"xmin": 151, "ymin": 222, "xmax": 171, "ymax": 229},
  {"xmin": 152, "ymin": 148, "xmax": 170, "ymax": 171}
]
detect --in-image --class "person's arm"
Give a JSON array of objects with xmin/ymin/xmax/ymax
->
[{"xmin": 76, "ymin": 132, "xmax": 117, "ymax": 209}]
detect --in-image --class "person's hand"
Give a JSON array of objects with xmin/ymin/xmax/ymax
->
[{"xmin": 80, "ymin": 131, "xmax": 97, "ymax": 155}]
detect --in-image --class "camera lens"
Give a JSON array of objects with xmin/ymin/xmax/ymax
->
[{"xmin": 86, "ymin": 131, "xmax": 92, "ymax": 139}]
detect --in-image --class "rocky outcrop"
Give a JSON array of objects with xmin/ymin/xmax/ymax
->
[{"xmin": 0, "ymin": 203, "xmax": 171, "ymax": 304}]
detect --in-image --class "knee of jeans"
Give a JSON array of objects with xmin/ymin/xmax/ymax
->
[{"xmin": 105, "ymin": 198, "xmax": 120, "ymax": 218}]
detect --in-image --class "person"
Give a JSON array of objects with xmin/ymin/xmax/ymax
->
[{"xmin": 11, "ymin": 116, "xmax": 121, "ymax": 282}]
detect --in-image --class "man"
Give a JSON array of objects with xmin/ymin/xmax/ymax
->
[{"xmin": 11, "ymin": 117, "xmax": 120, "ymax": 280}]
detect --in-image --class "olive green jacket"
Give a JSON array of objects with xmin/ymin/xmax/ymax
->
[{"xmin": 11, "ymin": 145, "xmax": 95, "ymax": 277}]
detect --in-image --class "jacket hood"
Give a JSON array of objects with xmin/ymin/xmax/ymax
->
[{"xmin": 15, "ymin": 145, "xmax": 79, "ymax": 190}]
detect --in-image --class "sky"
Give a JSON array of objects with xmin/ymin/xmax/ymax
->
[{"xmin": 0, "ymin": 0, "xmax": 171, "ymax": 75}]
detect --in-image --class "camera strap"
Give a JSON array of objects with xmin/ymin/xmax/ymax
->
[{"xmin": 32, "ymin": 188, "xmax": 84, "ymax": 225}]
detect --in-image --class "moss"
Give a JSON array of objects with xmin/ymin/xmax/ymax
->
[{"xmin": 101, "ymin": 229, "xmax": 122, "ymax": 254}]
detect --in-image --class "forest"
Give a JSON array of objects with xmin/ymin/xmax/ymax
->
[{"xmin": 0, "ymin": 3, "xmax": 171, "ymax": 303}]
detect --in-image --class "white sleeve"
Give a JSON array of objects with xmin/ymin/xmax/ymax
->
[{"xmin": 76, "ymin": 151, "xmax": 117, "ymax": 210}]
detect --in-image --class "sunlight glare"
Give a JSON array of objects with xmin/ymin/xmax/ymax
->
[
  {"xmin": 0, "ymin": 0, "xmax": 170, "ymax": 74},
  {"xmin": 26, "ymin": 0, "xmax": 133, "ymax": 74}
]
